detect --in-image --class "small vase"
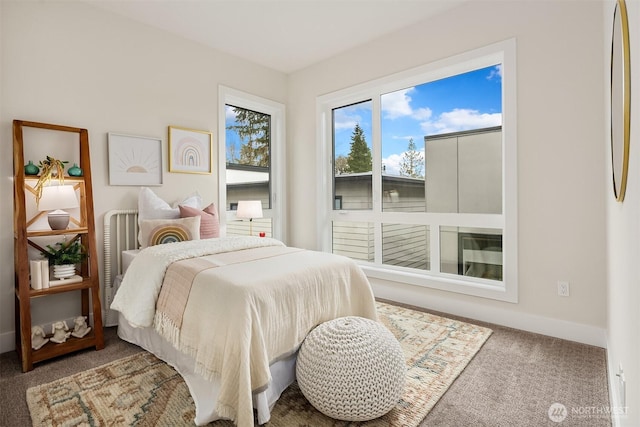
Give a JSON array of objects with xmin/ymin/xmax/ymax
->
[
  {"xmin": 24, "ymin": 161, "xmax": 39, "ymax": 176},
  {"xmin": 68, "ymin": 163, "xmax": 83, "ymax": 177},
  {"xmin": 53, "ymin": 264, "xmax": 75, "ymax": 279}
]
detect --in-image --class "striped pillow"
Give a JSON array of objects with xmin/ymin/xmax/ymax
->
[{"xmin": 179, "ymin": 203, "xmax": 220, "ymax": 239}]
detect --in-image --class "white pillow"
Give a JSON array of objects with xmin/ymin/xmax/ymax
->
[
  {"xmin": 139, "ymin": 217, "xmax": 201, "ymax": 249},
  {"xmin": 137, "ymin": 187, "xmax": 202, "ymax": 244}
]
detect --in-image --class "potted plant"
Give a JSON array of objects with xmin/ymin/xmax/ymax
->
[
  {"xmin": 41, "ymin": 240, "xmax": 86, "ymax": 279},
  {"xmin": 34, "ymin": 156, "xmax": 69, "ymax": 204}
]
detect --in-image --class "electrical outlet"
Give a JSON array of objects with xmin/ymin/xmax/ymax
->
[{"xmin": 557, "ymin": 281, "xmax": 570, "ymax": 297}]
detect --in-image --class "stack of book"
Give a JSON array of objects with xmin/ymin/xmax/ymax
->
[{"xmin": 29, "ymin": 260, "xmax": 49, "ymax": 290}]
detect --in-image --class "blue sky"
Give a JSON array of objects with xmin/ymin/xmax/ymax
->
[{"xmin": 333, "ymin": 64, "xmax": 503, "ymax": 175}]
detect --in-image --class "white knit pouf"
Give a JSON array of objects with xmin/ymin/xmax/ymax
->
[{"xmin": 296, "ymin": 316, "xmax": 406, "ymax": 421}]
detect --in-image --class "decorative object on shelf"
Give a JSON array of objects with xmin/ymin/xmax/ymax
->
[
  {"xmin": 37, "ymin": 185, "xmax": 79, "ymax": 230},
  {"xmin": 50, "ymin": 321, "xmax": 71, "ymax": 344},
  {"xmin": 34, "ymin": 156, "xmax": 68, "ymax": 204},
  {"xmin": 71, "ymin": 316, "xmax": 91, "ymax": 338},
  {"xmin": 67, "ymin": 163, "xmax": 83, "ymax": 177},
  {"xmin": 31, "ymin": 326, "xmax": 49, "ymax": 350},
  {"xmin": 53, "ymin": 265, "xmax": 76, "ymax": 279},
  {"xmin": 168, "ymin": 126, "xmax": 213, "ymax": 174},
  {"xmin": 24, "ymin": 160, "xmax": 40, "ymax": 176},
  {"xmin": 29, "ymin": 259, "xmax": 50, "ymax": 289},
  {"xmin": 41, "ymin": 240, "xmax": 86, "ymax": 273},
  {"xmin": 236, "ymin": 200, "xmax": 263, "ymax": 236}
]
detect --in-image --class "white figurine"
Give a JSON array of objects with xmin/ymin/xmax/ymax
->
[
  {"xmin": 31, "ymin": 325, "xmax": 49, "ymax": 350},
  {"xmin": 50, "ymin": 320, "xmax": 71, "ymax": 344},
  {"xmin": 71, "ymin": 316, "xmax": 91, "ymax": 338}
]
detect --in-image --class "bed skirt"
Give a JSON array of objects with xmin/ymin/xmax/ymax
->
[{"xmin": 117, "ymin": 313, "xmax": 297, "ymax": 425}]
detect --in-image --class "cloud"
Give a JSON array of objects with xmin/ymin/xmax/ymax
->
[
  {"xmin": 487, "ymin": 64, "xmax": 502, "ymax": 81},
  {"xmin": 333, "ymin": 105, "xmax": 368, "ymax": 131},
  {"xmin": 420, "ymin": 108, "xmax": 502, "ymax": 135},
  {"xmin": 382, "ymin": 88, "xmax": 413, "ymax": 119},
  {"xmin": 382, "ymin": 88, "xmax": 433, "ymax": 121},
  {"xmin": 382, "ymin": 148, "xmax": 425, "ymax": 176},
  {"xmin": 382, "ymin": 153, "xmax": 403, "ymax": 175}
]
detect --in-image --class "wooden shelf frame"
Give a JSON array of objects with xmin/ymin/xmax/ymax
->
[{"xmin": 13, "ymin": 119, "xmax": 104, "ymax": 372}]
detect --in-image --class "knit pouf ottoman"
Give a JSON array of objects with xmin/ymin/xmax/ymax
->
[{"xmin": 296, "ymin": 316, "xmax": 406, "ymax": 421}]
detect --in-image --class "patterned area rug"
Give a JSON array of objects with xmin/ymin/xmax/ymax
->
[{"xmin": 26, "ymin": 302, "xmax": 492, "ymax": 426}]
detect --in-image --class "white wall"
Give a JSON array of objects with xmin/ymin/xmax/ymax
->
[
  {"xmin": 0, "ymin": 1, "xmax": 286, "ymax": 348},
  {"xmin": 288, "ymin": 0, "xmax": 607, "ymax": 340},
  {"xmin": 605, "ymin": 0, "xmax": 639, "ymax": 424}
]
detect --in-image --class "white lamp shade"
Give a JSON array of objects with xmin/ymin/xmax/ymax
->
[
  {"xmin": 236, "ymin": 200, "xmax": 263, "ymax": 219},
  {"xmin": 38, "ymin": 185, "xmax": 79, "ymax": 211}
]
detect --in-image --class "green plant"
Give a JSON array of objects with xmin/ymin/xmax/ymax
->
[
  {"xmin": 34, "ymin": 156, "xmax": 69, "ymax": 204},
  {"xmin": 41, "ymin": 240, "xmax": 87, "ymax": 265}
]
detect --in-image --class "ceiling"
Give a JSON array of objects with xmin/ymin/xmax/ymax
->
[{"xmin": 87, "ymin": 0, "xmax": 465, "ymax": 74}]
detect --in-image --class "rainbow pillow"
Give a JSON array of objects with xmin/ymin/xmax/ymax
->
[{"xmin": 139, "ymin": 216, "xmax": 201, "ymax": 248}]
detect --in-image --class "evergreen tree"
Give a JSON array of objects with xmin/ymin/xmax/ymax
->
[
  {"xmin": 346, "ymin": 123, "xmax": 372, "ymax": 173},
  {"xmin": 226, "ymin": 107, "xmax": 270, "ymax": 167},
  {"xmin": 399, "ymin": 138, "xmax": 424, "ymax": 178}
]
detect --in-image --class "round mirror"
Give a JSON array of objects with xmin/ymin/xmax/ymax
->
[{"xmin": 611, "ymin": 0, "xmax": 631, "ymax": 202}]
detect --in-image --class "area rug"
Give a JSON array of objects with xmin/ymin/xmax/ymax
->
[{"xmin": 26, "ymin": 301, "xmax": 492, "ymax": 426}]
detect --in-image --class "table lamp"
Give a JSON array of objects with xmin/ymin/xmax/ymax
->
[
  {"xmin": 38, "ymin": 185, "xmax": 79, "ymax": 230},
  {"xmin": 236, "ymin": 200, "xmax": 263, "ymax": 236}
]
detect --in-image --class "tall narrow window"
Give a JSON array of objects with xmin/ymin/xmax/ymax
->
[
  {"xmin": 219, "ymin": 86, "xmax": 285, "ymax": 240},
  {"xmin": 318, "ymin": 40, "xmax": 517, "ymax": 302}
]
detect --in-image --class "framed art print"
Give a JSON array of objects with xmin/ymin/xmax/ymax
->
[
  {"xmin": 108, "ymin": 133, "xmax": 163, "ymax": 186},
  {"xmin": 168, "ymin": 126, "xmax": 213, "ymax": 174}
]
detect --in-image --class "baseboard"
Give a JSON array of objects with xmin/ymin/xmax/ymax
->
[
  {"xmin": 370, "ymin": 279, "xmax": 607, "ymax": 348},
  {"xmin": 0, "ymin": 314, "xmax": 96, "ymax": 355}
]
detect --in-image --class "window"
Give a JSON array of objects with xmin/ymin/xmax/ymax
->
[
  {"xmin": 218, "ymin": 86, "xmax": 286, "ymax": 240},
  {"xmin": 318, "ymin": 40, "xmax": 517, "ymax": 302}
]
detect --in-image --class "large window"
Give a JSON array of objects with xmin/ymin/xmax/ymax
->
[
  {"xmin": 319, "ymin": 40, "xmax": 517, "ymax": 302},
  {"xmin": 218, "ymin": 86, "xmax": 285, "ymax": 240}
]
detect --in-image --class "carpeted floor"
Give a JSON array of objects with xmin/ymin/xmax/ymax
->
[
  {"xmin": 24, "ymin": 302, "xmax": 492, "ymax": 427},
  {"xmin": 0, "ymin": 300, "xmax": 611, "ymax": 427}
]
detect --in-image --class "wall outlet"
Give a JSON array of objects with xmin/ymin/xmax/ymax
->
[{"xmin": 557, "ymin": 281, "xmax": 570, "ymax": 297}]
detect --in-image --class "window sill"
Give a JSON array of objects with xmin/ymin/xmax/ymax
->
[{"xmin": 361, "ymin": 263, "xmax": 518, "ymax": 303}]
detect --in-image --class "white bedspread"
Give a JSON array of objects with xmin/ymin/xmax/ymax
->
[
  {"xmin": 110, "ymin": 237, "xmax": 378, "ymax": 427},
  {"xmin": 111, "ymin": 236, "xmax": 285, "ymax": 327}
]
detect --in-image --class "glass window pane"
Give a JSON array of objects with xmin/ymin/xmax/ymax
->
[
  {"xmin": 332, "ymin": 221, "xmax": 373, "ymax": 262},
  {"xmin": 440, "ymin": 226, "xmax": 503, "ymax": 281},
  {"xmin": 382, "ymin": 223, "xmax": 429, "ymax": 270},
  {"xmin": 380, "ymin": 65, "xmax": 502, "ymax": 213},
  {"xmin": 333, "ymin": 101, "xmax": 373, "ymax": 210},
  {"xmin": 225, "ymin": 105, "xmax": 271, "ymax": 211}
]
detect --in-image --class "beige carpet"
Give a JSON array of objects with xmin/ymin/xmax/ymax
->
[{"xmin": 26, "ymin": 302, "xmax": 492, "ymax": 426}]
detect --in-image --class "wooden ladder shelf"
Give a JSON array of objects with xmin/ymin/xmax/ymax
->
[{"xmin": 13, "ymin": 120, "xmax": 104, "ymax": 372}]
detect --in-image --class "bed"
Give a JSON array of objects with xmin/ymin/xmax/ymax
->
[{"xmin": 103, "ymin": 208, "xmax": 377, "ymax": 426}]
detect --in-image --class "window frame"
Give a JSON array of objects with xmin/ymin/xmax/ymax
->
[
  {"xmin": 316, "ymin": 39, "xmax": 518, "ymax": 302},
  {"xmin": 218, "ymin": 85, "xmax": 286, "ymax": 241}
]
